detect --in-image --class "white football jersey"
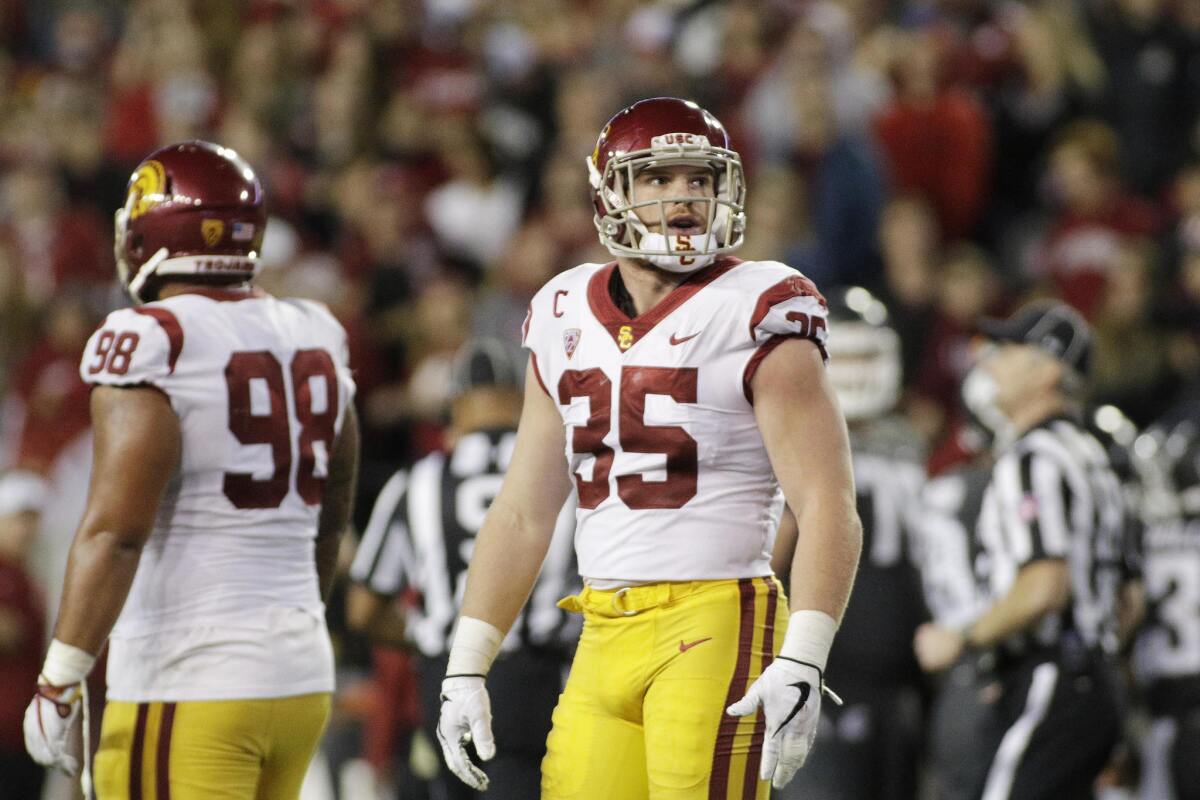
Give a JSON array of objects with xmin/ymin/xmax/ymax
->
[
  {"xmin": 79, "ymin": 287, "xmax": 356, "ymax": 701},
  {"xmin": 522, "ymin": 258, "xmax": 829, "ymax": 583}
]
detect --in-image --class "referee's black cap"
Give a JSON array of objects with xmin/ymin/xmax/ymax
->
[
  {"xmin": 978, "ymin": 300, "xmax": 1092, "ymax": 374},
  {"xmin": 448, "ymin": 337, "xmax": 524, "ymax": 398}
]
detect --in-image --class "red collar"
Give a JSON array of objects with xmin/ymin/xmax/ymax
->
[
  {"xmin": 178, "ymin": 286, "xmax": 267, "ymax": 302},
  {"xmin": 586, "ymin": 257, "xmax": 741, "ymax": 351}
]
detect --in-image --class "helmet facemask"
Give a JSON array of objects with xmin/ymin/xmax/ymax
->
[
  {"xmin": 589, "ymin": 134, "xmax": 746, "ymax": 273},
  {"xmin": 826, "ymin": 322, "xmax": 902, "ymax": 421}
]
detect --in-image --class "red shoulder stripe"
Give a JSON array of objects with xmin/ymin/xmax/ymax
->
[
  {"xmin": 748, "ymin": 274, "xmax": 827, "ymax": 341},
  {"xmin": 133, "ymin": 307, "xmax": 184, "ymax": 375}
]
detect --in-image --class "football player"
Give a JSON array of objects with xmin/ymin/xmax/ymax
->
[
  {"xmin": 774, "ymin": 287, "xmax": 928, "ymax": 800},
  {"xmin": 435, "ymin": 97, "xmax": 862, "ymax": 799},
  {"xmin": 1131, "ymin": 388, "xmax": 1200, "ymax": 800},
  {"xmin": 23, "ymin": 141, "xmax": 359, "ymax": 799}
]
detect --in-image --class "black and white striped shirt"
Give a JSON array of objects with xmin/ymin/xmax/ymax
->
[
  {"xmin": 349, "ymin": 428, "xmax": 580, "ymax": 658},
  {"xmin": 975, "ymin": 415, "xmax": 1126, "ymax": 656}
]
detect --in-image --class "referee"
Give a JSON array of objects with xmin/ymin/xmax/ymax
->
[
  {"xmin": 347, "ymin": 338, "xmax": 578, "ymax": 800},
  {"xmin": 914, "ymin": 301, "xmax": 1127, "ymax": 800}
]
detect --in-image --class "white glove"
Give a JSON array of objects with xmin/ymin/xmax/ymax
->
[
  {"xmin": 435, "ymin": 675, "xmax": 495, "ymax": 791},
  {"xmin": 23, "ymin": 682, "xmax": 83, "ymax": 776},
  {"xmin": 726, "ymin": 657, "xmax": 840, "ymax": 789}
]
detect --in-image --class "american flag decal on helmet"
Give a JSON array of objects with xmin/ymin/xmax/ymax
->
[{"xmin": 563, "ymin": 328, "xmax": 581, "ymax": 359}]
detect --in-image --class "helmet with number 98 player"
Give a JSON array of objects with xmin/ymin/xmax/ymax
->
[
  {"xmin": 114, "ymin": 140, "xmax": 266, "ymax": 304},
  {"xmin": 825, "ymin": 286, "xmax": 902, "ymax": 421},
  {"xmin": 588, "ymin": 97, "xmax": 746, "ymax": 273}
]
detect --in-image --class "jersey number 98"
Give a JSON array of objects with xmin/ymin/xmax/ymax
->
[{"xmin": 224, "ymin": 349, "xmax": 339, "ymax": 509}]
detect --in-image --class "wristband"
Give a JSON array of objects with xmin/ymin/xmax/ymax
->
[
  {"xmin": 446, "ymin": 617, "xmax": 504, "ymax": 677},
  {"xmin": 779, "ymin": 610, "xmax": 837, "ymax": 672},
  {"xmin": 40, "ymin": 639, "xmax": 96, "ymax": 687}
]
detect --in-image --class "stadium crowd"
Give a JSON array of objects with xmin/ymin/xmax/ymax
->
[{"xmin": 1, "ymin": 0, "xmax": 1199, "ymax": 798}]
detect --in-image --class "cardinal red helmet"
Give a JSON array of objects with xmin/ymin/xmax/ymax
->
[
  {"xmin": 114, "ymin": 141, "xmax": 266, "ymax": 303},
  {"xmin": 587, "ymin": 97, "xmax": 746, "ymax": 272}
]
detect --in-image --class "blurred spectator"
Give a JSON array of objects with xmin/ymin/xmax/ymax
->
[
  {"xmin": 5, "ymin": 294, "xmax": 94, "ymax": 476},
  {"xmin": 744, "ymin": 23, "xmax": 887, "ymax": 287},
  {"xmin": 913, "ymin": 243, "xmax": 1006, "ymax": 433},
  {"xmin": 1033, "ymin": 119, "xmax": 1161, "ymax": 319},
  {"xmin": 1088, "ymin": 0, "xmax": 1200, "ymax": 194},
  {"xmin": 876, "ymin": 194, "xmax": 941, "ymax": 385},
  {"xmin": 423, "ymin": 123, "xmax": 524, "ymax": 270},
  {"xmin": 954, "ymin": 2, "xmax": 1105, "ymax": 240},
  {"xmin": 0, "ymin": 470, "xmax": 47, "ymax": 800},
  {"xmin": 1090, "ymin": 239, "xmax": 1176, "ymax": 423},
  {"xmin": 0, "ymin": 163, "xmax": 110, "ymax": 305},
  {"xmin": 873, "ymin": 26, "xmax": 992, "ymax": 239}
]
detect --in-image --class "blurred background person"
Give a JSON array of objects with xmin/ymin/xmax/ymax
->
[
  {"xmin": 774, "ymin": 288, "xmax": 927, "ymax": 800},
  {"xmin": 915, "ymin": 302, "xmax": 1127, "ymax": 799},
  {"xmin": 0, "ymin": 470, "xmax": 47, "ymax": 800},
  {"xmin": 1131, "ymin": 387, "xmax": 1200, "ymax": 800},
  {"xmin": 347, "ymin": 338, "xmax": 578, "ymax": 799}
]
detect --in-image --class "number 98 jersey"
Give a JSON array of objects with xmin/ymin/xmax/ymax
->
[
  {"xmin": 78, "ymin": 287, "xmax": 356, "ymax": 701},
  {"xmin": 523, "ymin": 258, "xmax": 828, "ymax": 584}
]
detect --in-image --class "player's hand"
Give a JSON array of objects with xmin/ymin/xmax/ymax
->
[
  {"xmin": 913, "ymin": 622, "xmax": 965, "ymax": 673},
  {"xmin": 23, "ymin": 681, "xmax": 83, "ymax": 776},
  {"xmin": 726, "ymin": 657, "xmax": 838, "ymax": 789},
  {"xmin": 435, "ymin": 675, "xmax": 495, "ymax": 790}
]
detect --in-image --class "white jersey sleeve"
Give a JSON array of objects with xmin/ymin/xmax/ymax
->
[
  {"xmin": 746, "ymin": 267, "xmax": 830, "ymax": 358},
  {"xmin": 80, "ymin": 307, "xmax": 182, "ymax": 392}
]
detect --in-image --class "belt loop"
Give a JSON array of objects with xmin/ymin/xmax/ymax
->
[{"xmin": 611, "ymin": 587, "xmax": 638, "ymax": 617}]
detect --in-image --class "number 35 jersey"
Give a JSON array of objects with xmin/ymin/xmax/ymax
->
[
  {"xmin": 523, "ymin": 258, "xmax": 828, "ymax": 584},
  {"xmin": 78, "ymin": 287, "xmax": 356, "ymax": 702}
]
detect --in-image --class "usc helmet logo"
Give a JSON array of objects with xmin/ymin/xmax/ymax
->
[
  {"xmin": 127, "ymin": 160, "xmax": 167, "ymax": 221},
  {"xmin": 592, "ymin": 123, "xmax": 611, "ymax": 165}
]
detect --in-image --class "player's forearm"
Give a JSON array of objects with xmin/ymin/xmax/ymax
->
[
  {"xmin": 459, "ymin": 495, "xmax": 555, "ymax": 634},
  {"xmin": 965, "ymin": 560, "xmax": 1069, "ymax": 648},
  {"xmin": 52, "ymin": 528, "xmax": 146, "ymax": 656},
  {"xmin": 316, "ymin": 406, "xmax": 360, "ymax": 600},
  {"xmin": 788, "ymin": 497, "xmax": 862, "ymax": 622}
]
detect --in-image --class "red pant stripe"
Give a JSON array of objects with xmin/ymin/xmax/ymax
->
[
  {"xmin": 156, "ymin": 703, "xmax": 176, "ymax": 800},
  {"xmin": 129, "ymin": 703, "xmax": 149, "ymax": 800},
  {"xmin": 710, "ymin": 578, "xmax": 758, "ymax": 799},
  {"xmin": 741, "ymin": 578, "xmax": 778, "ymax": 798}
]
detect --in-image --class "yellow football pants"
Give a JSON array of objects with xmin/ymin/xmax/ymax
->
[
  {"xmin": 543, "ymin": 577, "xmax": 787, "ymax": 800},
  {"xmin": 93, "ymin": 693, "xmax": 330, "ymax": 800}
]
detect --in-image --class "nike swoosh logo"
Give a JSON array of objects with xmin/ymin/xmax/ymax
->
[
  {"xmin": 679, "ymin": 637, "xmax": 713, "ymax": 652},
  {"xmin": 669, "ymin": 331, "xmax": 701, "ymax": 345},
  {"xmin": 774, "ymin": 681, "xmax": 811, "ymax": 737}
]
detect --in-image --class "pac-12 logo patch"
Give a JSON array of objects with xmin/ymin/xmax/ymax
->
[
  {"xmin": 564, "ymin": 328, "xmax": 581, "ymax": 359},
  {"xmin": 201, "ymin": 219, "xmax": 225, "ymax": 247}
]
